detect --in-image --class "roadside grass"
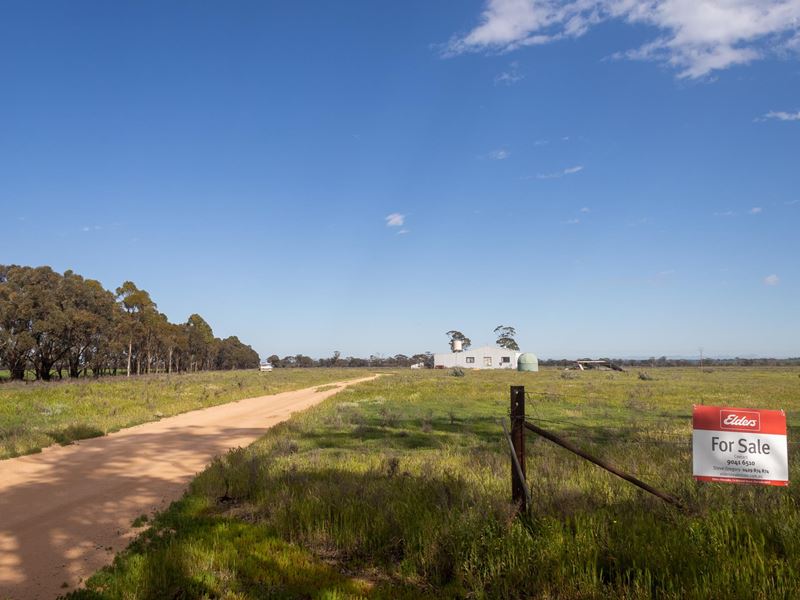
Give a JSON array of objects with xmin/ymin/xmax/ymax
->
[
  {"xmin": 69, "ymin": 368, "xmax": 800, "ymax": 598},
  {"xmin": 0, "ymin": 369, "xmax": 377, "ymax": 460}
]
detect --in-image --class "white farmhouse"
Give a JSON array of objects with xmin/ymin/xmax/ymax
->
[{"xmin": 434, "ymin": 345, "xmax": 521, "ymax": 370}]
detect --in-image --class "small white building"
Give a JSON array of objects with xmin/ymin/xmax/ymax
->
[
  {"xmin": 259, "ymin": 362, "xmax": 273, "ymax": 372},
  {"xmin": 434, "ymin": 346, "xmax": 521, "ymax": 370}
]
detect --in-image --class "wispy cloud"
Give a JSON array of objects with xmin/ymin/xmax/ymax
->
[
  {"xmin": 385, "ymin": 213, "xmax": 405, "ymax": 227},
  {"xmin": 764, "ymin": 274, "xmax": 780, "ymax": 286},
  {"xmin": 536, "ymin": 165, "xmax": 584, "ymax": 179},
  {"xmin": 758, "ymin": 110, "xmax": 800, "ymax": 122},
  {"xmin": 443, "ymin": 0, "xmax": 800, "ymax": 79},
  {"xmin": 714, "ymin": 210, "xmax": 736, "ymax": 217},
  {"xmin": 749, "ymin": 207, "xmax": 763, "ymax": 214},
  {"xmin": 396, "ymin": 229, "xmax": 410, "ymax": 235},
  {"xmin": 580, "ymin": 207, "xmax": 591, "ymax": 213},
  {"xmin": 486, "ymin": 148, "xmax": 511, "ymax": 160},
  {"xmin": 563, "ymin": 218, "xmax": 580, "ymax": 225},
  {"xmin": 786, "ymin": 199, "xmax": 799, "ymax": 205},
  {"xmin": 533, "ymin": 139, "xmax": 549, "ymax": 146},
  {"xmin": 494, "ymin": 61, "xmax": 524, "ymax": 85}
]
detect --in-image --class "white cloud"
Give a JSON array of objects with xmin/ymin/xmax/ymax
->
[
  {"xmin": 397, "ymin": 229, "xmax": 410, "ymax": 235},
  {"xmin": 786, "ymin": 199, "xmax": 799, "ymax": 205},
  {"xmin": 495, "ymin": 61, "xmax": 524, "ymax": 84},
  {"xmin": 564, "ymin": 218, "xmax": 580, "ymax": 224},
  {"xmin": 385, "ymin": 213, "xmax": 405, "ymax": 227},
  {"xmin": 749, "ymin": 207, "xmax": 763, "ymax": 214},
  {"xmin": 714, "ymin": 210, "xmax": 736, "ymax": 216},
  {"xmin": 534, "ymin": 139, "xmax": 549, "ymax": 146},
  {"xmin": 580, "ymin": 206, "xmax": 591, "ymax": 213},
  {"xmin": 487, "ymin": 148, "xmax": 511, "ymax": 160},
  {"xmin": 444, "ymin": 0, "xmax": 800, "ymax": 79},
  {"xmin": 536, "ymin": 164, "xmax": 584, "ymax": 179},
  {"xmin": 759, "ymin": 110, "xmax": 800, "ymax": 121},
  {"xmin": 764, "ymin": 274, "xmax": 780, "ymax": 286}
]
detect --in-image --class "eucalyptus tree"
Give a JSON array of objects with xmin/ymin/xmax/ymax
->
[
  {"xmin": 0, "ymin": 265, "xmax": 35, "ymax": 380},
  {"xmin": 60, "ymin": 271, "xmax": 118, "ymax": 377},
  {"xmin": 494, "ymin": 325, "xmax": 520, "ymax": 351},
  {"xmin": 22, "ymin": 266, "xmax": 71, "ymax": 380},
  {"xmin": 445, "ymin": 330, "xmax": 472, "ymax": 352},
  {"xmin": 185, "ymin": 313, "xmax": 214, "ymax": 371},
  {"xmin": 115, "ymin": 281, "xmax": 156, "ymax": 376},
  {"xmin": 215, "ymin": 336, "xmax": 260, "ymax": 370}
]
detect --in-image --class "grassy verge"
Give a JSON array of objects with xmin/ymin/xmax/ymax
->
[
  {"xmin": 69, "ymin": 368, "xmax": 800, "ymax": 599},
  {"xmin": 0, "ymin": 369, "xmax": 377, "ymax": 459}
]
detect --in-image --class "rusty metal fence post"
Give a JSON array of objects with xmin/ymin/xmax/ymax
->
[{"xmin": 510, "ymin": 385, "xmax": 527, "ymax": 511}]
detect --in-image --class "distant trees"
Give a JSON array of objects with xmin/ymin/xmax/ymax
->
[
  {"xmin": 0, "ymin": 265, "xmax": 260, "ymax": 380},
  {"xmin": 538, "ymin": 357, "xmax": 800, "ymax": 368},
  {"xmin": 215, "ymin": 336, "xmax": 260, "ymax": 370},
  {"xmin": 268, "ymin": 352, "xmax": 434, "ymax": 369}
]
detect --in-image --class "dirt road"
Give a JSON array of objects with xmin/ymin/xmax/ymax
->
[{"xmin": 0, "ymin": 376, "xmax": 377, "ymax": 599}]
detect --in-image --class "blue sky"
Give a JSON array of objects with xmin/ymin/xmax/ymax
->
[{"xmin": 2, "ymin": 1, "xmax": 798, "ymax": 359}]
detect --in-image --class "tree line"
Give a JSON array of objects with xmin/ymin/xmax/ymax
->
[
  {"xmin": 540, "ymin": 357, "xmax": 800, "ymax": 368},
  {"xmin": 0, "ymin": 265, "xmax": 260, "ymax": 380},
  {"xmin": 265, "ymin": 351, "xmax": 435, "ymax": 369}
]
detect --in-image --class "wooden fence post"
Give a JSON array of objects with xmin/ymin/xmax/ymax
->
[{"xmin": 510, "ymin": 385, "xmax": 527, "ymax": 511}]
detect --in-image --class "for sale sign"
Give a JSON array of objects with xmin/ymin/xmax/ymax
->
[{"xmin": 693, "ymin": 405, "xmax": 788, "ymax": 486}]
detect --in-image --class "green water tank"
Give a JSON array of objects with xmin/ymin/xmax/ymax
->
[{"xmin": 517, "ymin": 353, "xmax": 539, "ymax": 372}]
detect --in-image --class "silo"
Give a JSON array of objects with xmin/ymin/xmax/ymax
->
[
  {"xmin": 452, "ymin": 339, "xmax": 463, "ymax": 352},
  {"xmin": 517, "ymin": 353, "xmax": 539, "ymax": 372}
]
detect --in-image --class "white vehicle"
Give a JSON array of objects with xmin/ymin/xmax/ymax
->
[{"xmin": 259, "ymin": 362, "xmax": 273, "ymax": 372}]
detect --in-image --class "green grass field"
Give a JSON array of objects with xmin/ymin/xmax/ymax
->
[
  {"xmin": 0, "ymin": 369, "xmax": 377, "ymax": 459},
  {"xmin": 63, "ymin": 367, "xmax": 800, "ymax": 599}
]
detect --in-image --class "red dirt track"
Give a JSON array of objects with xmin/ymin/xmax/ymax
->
[{"xmin": 0, "ymin": 376, "xmax": 377, "ymax": 599}]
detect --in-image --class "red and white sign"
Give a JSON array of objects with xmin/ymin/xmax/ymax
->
[{"xmin": 693, "ymin": 405, "xmax": 788, "ymax": 486}]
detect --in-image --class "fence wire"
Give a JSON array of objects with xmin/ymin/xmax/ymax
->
[{"xmin": 513, "ymin": 399, "xmax": 800, "ymax": 448}]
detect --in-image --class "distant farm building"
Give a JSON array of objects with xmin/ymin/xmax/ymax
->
[
  {"xmin": 259, "ymin": 362, "xmax": 273, "ymax": 372},
  {"xmin": 571, "ymin": 360, "xmax": 625, "ymax": 372},
  {"xmin": 434, "ymin": 346, "xmax": 536, "ymax": 370}
]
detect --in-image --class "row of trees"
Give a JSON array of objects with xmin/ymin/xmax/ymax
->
[
  {"xmin": 0, "ymin": 265, "xmax": 260, "ymax": 380},
  {"xmin": 262, "ymin": 354, "xmax": 800, "ymax": 370},
  {"xmin": 540, "ymin": 357, "xmax": 800, "ymax": 368},
  {"xmin": 266, "ymin": 351, "xmax": 435, "ymax": 369}
]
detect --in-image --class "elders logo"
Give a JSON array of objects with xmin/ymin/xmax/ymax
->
[{"xmin": 720, "ymin": 410, "xmax": 760, "ymax": 432}]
